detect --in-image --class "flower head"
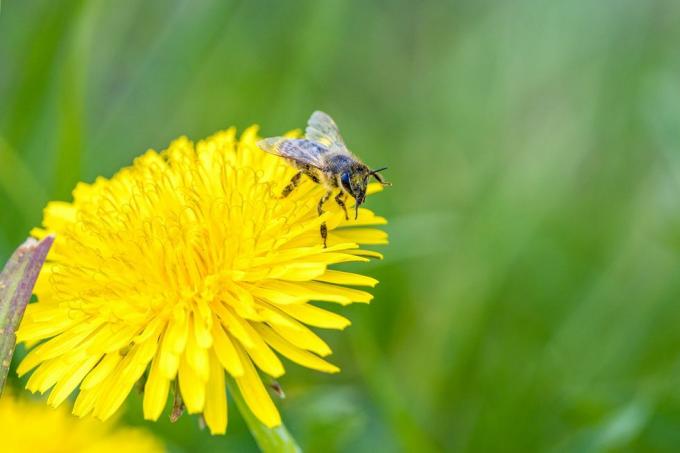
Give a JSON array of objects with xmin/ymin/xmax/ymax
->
[
  {"xmin": 0, "ymin": 393, "xmax": 163, "ymax": 452},
  {"xmin": 17, "ymin": 126, "xmax": 387, "ymax": 434}
]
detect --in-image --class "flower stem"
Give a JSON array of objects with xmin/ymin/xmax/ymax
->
[
  {"xmin": 0, "ymin": 235, "xmax": 54, "ymax": 395},
  {"xmin": 228, "ymin": 380, "xmax": 301, "ymax": 453}
]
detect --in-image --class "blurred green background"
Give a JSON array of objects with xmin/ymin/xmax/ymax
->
[{"xmin": 2, "ymin": 0, "xmax": 680, "ymax": 451}]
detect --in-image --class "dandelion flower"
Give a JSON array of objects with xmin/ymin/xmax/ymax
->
[
  {"xmin": 0, "ymin": 393, "xmax": 163, "ymax": 452},
  {"xmin": 16, "ymin": 125, "xmax": 387, "ymax": 434}
]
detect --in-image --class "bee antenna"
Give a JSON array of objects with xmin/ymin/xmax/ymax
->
[{"xmin": 370, "ymin": 167, "xmax": 388, "ymax": 175}]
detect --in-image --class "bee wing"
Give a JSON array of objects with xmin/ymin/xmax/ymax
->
[
  {"xmin": 305, "ymin": 111, "xmax": 347, "ymax": 150},
  {"xmin": 257, "ymin": 137, "xmax": 330, "ymax": 169}
]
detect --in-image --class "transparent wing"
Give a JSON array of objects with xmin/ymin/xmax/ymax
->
[
  {"xmin": 305, "ymin": 111, "xmax": 346, "ymax": 150},
  {"xmin": 257, "ymin": 137, "xmax": 330, "ymax": 169}
]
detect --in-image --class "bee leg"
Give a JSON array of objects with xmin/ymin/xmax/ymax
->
[
  {"xmin": 371, "ymin": 172, "xmax": 392, "ymax": 186},
  {"xmin": 302, "ymin": 167, "xmax": 321, "ymax": 184},
  {"xmin": 278, "ymin": 171, "xmax": 303, "ymax": 199},
  {"xmin": 335, "ymin": 192, "xmax": 349, "ymax": 220},
  {"xmin": 318, "ymin": 191, "xmax": 332, "ymax": 248}
]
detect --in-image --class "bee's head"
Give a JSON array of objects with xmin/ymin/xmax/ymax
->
[{"xmin": 340, "ymin": 165, "xmax": 390, "ymax": 219}]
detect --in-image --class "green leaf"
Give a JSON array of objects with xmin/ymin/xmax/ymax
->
[{"xmin": 0, "ymin": 235, "xmax": 54, "ymax": 395}]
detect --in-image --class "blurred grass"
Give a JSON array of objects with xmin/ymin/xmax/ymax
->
[{"xmin": 2, "ymin": 0, "xmax": 680, "ymax": 451}]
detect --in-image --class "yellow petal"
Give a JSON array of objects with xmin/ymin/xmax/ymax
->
[
  {"xmin": 132, "ymin": 316, "xmax": 167, "ymax": 344},
  {"xmin": 267, "ymin": 262, "xmax": 327, "ymax": 281},
  {"xmin": 48, "ymin": 355, "xmax": 100, "ymax": 407},
  {"xmin": 337, "ymin": 208, "xmax": 387, "ymax": 228},
  {"xmin": 178, "ymin": 352, "xmax": 206, "ymax": 413},
  {"xmin": 332, "ymin": 228, "xmax": 388, "ymax": 245},
  {"xmin": 166, "ymin": 308, "xmax": 189, "ymax": 355},
  {"xmin": 73, "ymin": 387, "xmax": 98, "ymax": 417},
  {"xmin": 259, "ymin": 280, "xmax": 373, "ymax": 305},
  {"xmin": 270, "ymin": 318, "xmax": 332, "ymax": 357},
  {"xmin": 344, "ymin": 249, "xmax": 384, "ymax": 259},
  {"xmin": 16, "ymin": 312, "xmax": 80, "ymax": 344},
  {"xmin": 94, "ymin": 340, "xmax": 156, "ymax": 421},
  {"xmin": 17, "ymin": 348, "xmax": 46, "ymax": 378},
  {"xmin": 203, "ymin": 353, "xmax": 227, "ymax": 435},
  {"xmin": 121, "ymin": 337, "xmax": 158, "ymax": 384},
  {"xmin": 233, "ymin": 345, "xmax": 281, "ymax": 428},
  {"xmin": 257, "ymin": 304, "xmax": 305, "ymax": 331},
  {"xmin": 280, "ymin": 303, "xmax": 351, "ymax": 330},
  {"xmin": 223, "ymin": 290, "xmax": 261, "ymax": 321},
  {"xmin": 43, "ymin": 201, "xmax": 77, "ymax": 229},
  {"xmin": 21, "ymin": 321, "xmax": 101, "ymax": 365},
  {"xmin": 256, "ymin": 324, "xmax": 339, "ymax": 373},
  {"xmin": 193, "ymin": 311, "xmax": 213, "ymax": 349},
  {"xmin": 158, "ymin": 327, "xmax": 182, "ymax": 379},
  {"xmin": 91, "ymin": 366, "xmax": 128, "ymax": 421},
  {"xmin": 100, "ymin": 324, "xmax": 141, "ymax": 354},
  {"xmin": 296, "ymin": 251, "xmax": 369, "ymax": 265},
  {"xmin": 80, "ymin": 353, "xmax": 121, "ymax": 390},
  {"xmin": 212, "ymin": 323, "xmax": 244, "ymax": 377},
  {"xmin": 238, "ymin": 320, "xmax": 284, "ymax": 378},
  {"xmin": 315, "ymin": 270, "xmax": 378, "ymax": 287},
  {"xmin": 186, "ymin": 315, "xmax": 210, "ymax": 381},
  {"xmin": 30, "ymin": 227, "xmax": 49, "ymax": 239},
  {"xmin": 251, "ymin": 285, "xmax": 306, "ymax": 305},
  {"xmin": 249, "ymin": 243, "xmax": 356, "ymax": 268},
  {"xmin": 143, "ymin": 355, "xmax": 170, "ymax": 421},
  {"xmin": 26, "ymin": 358, "xmax": 71, "ymax": 394},
  {"xmin": 214, "ymin": 303, "xmax": 255, "ymax": 349}
]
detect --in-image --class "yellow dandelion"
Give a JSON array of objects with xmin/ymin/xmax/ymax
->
[
  {"xmin": 0, "ymin": 393, "xmax": 163, "ymax": 452},
  {"xmin": 16, "ymin": 125, "xmax": 387, "ymax": 434}
]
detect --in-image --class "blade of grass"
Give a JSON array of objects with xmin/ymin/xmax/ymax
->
[
  {"xmin": 350, "ymin": 324, "xmax": 441, "ymax": 453},
  {"xmin": 0, "ymin": 137, "xmax": 47, "ymax": 223},
  {"xmin": 53, "ymin": 2, "xmax": 94, "ymax": 200}
]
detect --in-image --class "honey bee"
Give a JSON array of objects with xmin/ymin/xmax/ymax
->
[{"xmin": 258, "ymin": 111, "xmax": 390, "ymax": 247}]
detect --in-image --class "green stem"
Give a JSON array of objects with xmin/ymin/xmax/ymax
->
[
  {"xmin": 228, "ymin": 380, "xmax": 301, "ymax": 453},
  {"xmin": 0, "ymin": 235, "xmax": 54, "ymax": 395}
]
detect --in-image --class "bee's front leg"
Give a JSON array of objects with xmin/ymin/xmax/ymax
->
[
  {"xmin": 335, "ymin": 192, "xmax": 349, "ymax": 220},
  {"xmin": 318, "ymin": 190, "xmax": 332, "ymax": 248},
  {"xmin": 278, "ymin": 171, "xmax": 303, "ymax": 199},
  {"xmin": 371, "ymin": 171, "xmax": 391, "ymax": 186}
]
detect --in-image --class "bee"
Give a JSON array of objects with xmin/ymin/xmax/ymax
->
[{"xmin": 257, "ymin": 111, "xmax": 390, "ymax": 247}]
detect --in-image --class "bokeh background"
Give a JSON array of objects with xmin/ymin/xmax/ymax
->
[{"xmin": 2, "ymin": 0, "xmax": 680, "ymax": 451}]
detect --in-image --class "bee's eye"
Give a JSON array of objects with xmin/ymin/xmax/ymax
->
[{"xmin": 341, "ymin": 172, "xmax": 352, "ymax": 192}]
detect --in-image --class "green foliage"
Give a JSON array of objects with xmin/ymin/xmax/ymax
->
[
  {"xmin": 2, "ymin": 0, "xmax": 680, "ymax": 451},
  {"xmin": 0, "ymin": 236, "xmax": 53, "ymax": 393}
]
